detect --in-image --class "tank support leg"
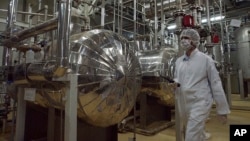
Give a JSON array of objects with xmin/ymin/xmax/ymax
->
[
  {"xmin": 64, "ymin": 74, "xmax": 78, "ymax": 141},
  {"xmin": 15, "ymin": 87, "xmax": 26, "ymax": 141}
]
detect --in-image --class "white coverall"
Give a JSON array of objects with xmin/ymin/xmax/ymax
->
[{"xmin": 174, "ymin": 48, "xmax": 230, "ymax": 141}]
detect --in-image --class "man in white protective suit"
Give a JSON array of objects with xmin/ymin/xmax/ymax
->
[{"xmin": 174, "ymin": 28, "xmax": 230, "ymax": 141}]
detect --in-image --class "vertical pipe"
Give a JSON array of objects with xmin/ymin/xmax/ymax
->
[
  {"xmin": 15, "ymin": 88, "xmax": 26, "ymax": 141},
  {"xmin": 134, "ymin": 0, "xmax": 137, "ymax": 39},
  {"xmin": 177, "ymin": 0, "xmax": 182, "ymax": 9},
  {"xmin": 142, "ymin": 0, "xmax": 146, "ymax": 41},
  {"xmin": 238, "ymin": 69, "xmax": 245, "ymax": 99},
  {"xmin": 49, "ymin": 0, "xmax": 57, "ymax": 60},
  {"xmin": 219, "ymin": 0, "xmax": 225, "ymax": 74},
  {"xmin": 225, "ymin": 25, "xmax": 231, "ymax": 67},
  {"xmin": 197, "ymin": 0, "xmax": 202, "ymax": 26},
  {"xmin": 205, "ymin": 0, "xmax": 212, "ymax": 55},
  {"xmin": 205, "ymin": 0, "xmax": 211, "ymax": 30},
  {"xmin": 133, "ymin": 1, "xmax": 137, "ymax": 140},
  {"xmin": 117, "ymin": 0, "xmax": 120, "ymax": 34},
  {"xmin": 27, "ymin": 3, "xmax": 32, "ymax": 23},
  {"xmin": 64, "ymin": 74, "xmax": 78, "ymax": 141},
  {"xmin": 225, "ymin": 25, "xmax": 232, "ymax": 107},
  {"xmin": 83, "ymin": 2, "xmax": 90, "ymax": 30},
  {"xmin": 2, "ymin": 0, "xmax": 19, "ymax": 66},
  {"xmin": 120, "ymin": 0, "xmax": 123, "ymax": 35},
  {"xmin": 37, "ymin": 0, "xmax": 42, "ymax": 23},
  {"xmin": 160, "ymin": 0, "xmax": 165, "ymax": 48},
  {"xmin": 101, "ymin": 0, "xmax": 105, "ymax": 29},
  {"xmin": 44, "ymin": 5, "xmax": 48, "ymax": 21},
  {"xmin": 154, "ymin": 0, "xmax": 158, "ymax": 48},
  {"xmin": 57, "ymin": 0, "xmax": 72, "ymax": 68},
  {"xmin": 227, "ymin": 73, "xmax": 232, "ymax": 107},
  {"xmin": 10, "ymin": 100, "xmax": 16, "ymax": 141},
  {"xmin": 192, "ymin": 8, "xmax": 197, "ymax": 26},
  {"xmin": 47, "ymin": 107, "xmax": 55, "ymax": 141},
  {"xmin": 113, "ymin": 0, "xmax": 116, "ymax": 32}
]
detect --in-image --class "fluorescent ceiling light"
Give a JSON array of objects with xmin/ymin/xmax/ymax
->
[
  {"xmin": 201, "ymin": 16, "xmax": 225, "ymax": 23},
  {"xmin": 167, "ymin": 24, "xmax": 176, "ymax": 30},
  {"xmin": 145, "ymin": 0, "xmax": 176, "ymax": 9}
]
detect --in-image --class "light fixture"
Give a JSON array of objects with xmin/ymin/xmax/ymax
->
[
  {"xmin": 145, "ymin": 0, "xmax": 176, "ymax": 9},
  {"xmin": 201, "ymin": 15, "xmax": 225, "ymax": 23},
  {"xmin": 167, "ymin": 24, "xmax": 177, "ymax": 30}
]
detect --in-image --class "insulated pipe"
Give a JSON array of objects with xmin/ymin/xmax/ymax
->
[
  {"xmin": 101, "ymin": 0, "xmax": 105, "ymax": 29},
  {"xmin": 154, "ymin": 0, "xmax": 158, "ymax": 48},
  {"xmin": 218, "ymin": 0, "xmax": 225, "ymax": 74},
  {"xmin": 113, "ymin": 0, "xmax": 116, "ymax": 32},
  {"xmin": 197, "ymin": 0, "xmax": 202, "ymax": 26},
  {"xmin": 2, "ymin": 0, "xmax": 18, "ymax": 66},
  {"xmin": 0, "ymin": 8, "xmax": 54, "ymax": 17},
  {"xmin": 160, "ymin": 0, "xmax": 165, "ymax": 48},
  {"xmin": 3, "ymin": 18, "xmax": 58, "ymax": 48},
  {"xmin": 225, "ymin": 24, "xmax": 232, "ymax": 107},
  {"xmin": 120, "ymin": 0, "xmax": 123, "ymax": 34},
  {"xmin": 192, "ymin": 8, "xmax": 197, "ymax": 26},
  {"xmin": 205, "ymin": 0, "xmax": 211, "ymax": 30},
  {"xmin": 205, "ymin": 0, "xmax": 212, "ymax": 54},
  {"xmin": 133, "ymin": 1, "xmax": 137, "ymax": 140},
  {"xmin": 57, "ymin": 0, "xmax": 72, "ymax": 68},
  {"xmin": 37, "ymin": 0, "xmax": 42, "ymax": 22},
  {"xmin": 134, "ymin": 0, "xmax": 137, "ymax": 39},
  {"xmin": 176, "ymin": 0, "xmax": 182, "ymax": 9}
]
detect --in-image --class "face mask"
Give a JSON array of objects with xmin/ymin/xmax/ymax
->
[{"xmin": 180, "ymin": 39, "xmax": 192, "ymax": 50}]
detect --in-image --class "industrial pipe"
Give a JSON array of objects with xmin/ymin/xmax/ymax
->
[
  {"xmin": 160, "ymin": 0, "xmax": 165, "ymax": 48},
  {"xmin": 57, "ymin": 0, "xmax": 72, "ymax": 69},
  {"xmin": 2, "ymin": 18, "xmax": 58, "ymax": 48},
  {"xmin": 154, "ymin": 0, "xmax": 158, "ymax": 48},
  {"xmin": 218, "ymin": 0, "xmax": 225, "ymax": 74},
  {"xmin": 205, "ymin": 0, "xmax": 212, "ymax": 54},
  {"xmin": 0, "ymin": 9, "xmax": 54, "ymax": 17},
  {"xmin": 2, "ymin": 0, "xmax": 19, "ymax": 66},
  {"xmin": 205, "ymin": 0, "xmax": 211, "ymax": 32}
]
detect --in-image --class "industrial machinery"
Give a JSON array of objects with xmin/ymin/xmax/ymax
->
[
  {"xmin": 0, "ymin": 0, "xmax": 250, "ymax": 141},
  {"xmin": 234, "ymin": 24, "xmax": 250, "ymax": 98}
]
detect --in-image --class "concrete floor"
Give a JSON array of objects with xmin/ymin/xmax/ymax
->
[
  {"xmin": 118, "ymin": 108, "xmax": 250, "ymax": 141},
  {"xmin": 1, "ymin": 95, "xmax": 249, "ymax": 141}
]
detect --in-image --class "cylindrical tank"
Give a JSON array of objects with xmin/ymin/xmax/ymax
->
[
  {"xmin": 234, "ymin": 25, "xmax": 250, "ymax": 79},
  {"xmin": 11, "ymin": 29, "xmax": 141, "ymax": 127},
  {"xmin": 138, "ymin": 48, "xmax": 177, "ymax": 78},
  {"xmin": 137, "ymin": 48, "xmax": 177, "ymax": 106}
]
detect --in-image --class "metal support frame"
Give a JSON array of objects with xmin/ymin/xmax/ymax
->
[
  {"xmin": 226, "ymin": 73, "xmax": 232, "ymax": 107},
  {"xmin": 47, "ymin": 107, "xmax": 55, "ymax": 141},
  {"xmin": 238, "ymin": 69, "xmax": 245, "ymax": 99},
  {"xmin": 175, "ymin": 88, "xmax": 184, "ymax": 141},
  {"xmin": 64, "ymin": 74, "xmax": 78, "ymax": 141},
  {"xmin": 15, "ymin": 87, "xmax": 26, "ymax": 141}
]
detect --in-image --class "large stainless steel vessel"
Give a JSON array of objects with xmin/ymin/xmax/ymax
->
[
  {"xmin": 137, "ymin": 47, "xmax": 177, "ymax": 106},
  {"xmin": 234, "ymin": 24, "xmax": 250, "ymax": 79},
  {"xmin": 11, "ymin": 29, "xmax": 142, "ymax": 127}
]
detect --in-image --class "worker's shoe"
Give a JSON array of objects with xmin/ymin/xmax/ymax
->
[{"xmin": 205, "ymin": 132, "xmax": 211, "ymax": 140}]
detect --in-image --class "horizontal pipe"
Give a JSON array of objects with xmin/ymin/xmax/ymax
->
[
  {"xmin": 2, "ymin": 18, "xmax": 58, "ymax": 47},
  {"xmin": 0, "ymin": 8, "xmax": 54, "ymax": 17},
  {"xmin": 114, "ymin": 13, "xmax": 146, "ymax": 26}
]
